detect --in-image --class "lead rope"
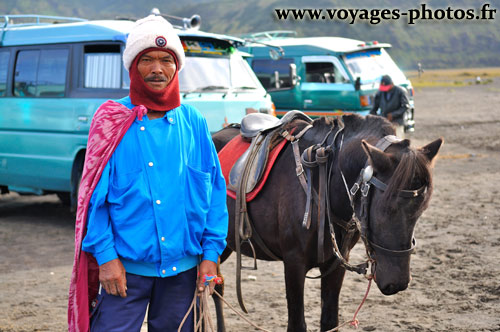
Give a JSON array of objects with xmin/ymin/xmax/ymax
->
[
  {"xmin": 325, "ymin": 277, "xmax": 373, "ymax": 332},
  {"xmin": 177, "ymin": 276, "xmax": 272, "ymax": 332}
]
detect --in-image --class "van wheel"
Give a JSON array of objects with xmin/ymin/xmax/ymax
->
[
  {"xmin": 70, "ymin": 153, "xmax": 85, "ymax": 213},
  {"xmin": 57, "ymin": 192, "xmax": 71, "ymax": 206},
  {"xmin": 70, "ymin": 163, "xmax": 83, "ymax": 213}
]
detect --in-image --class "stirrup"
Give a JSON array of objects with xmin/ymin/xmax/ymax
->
[{"xmin": 240, "ymin": 239, "xmax": 258, "ymax": 270}]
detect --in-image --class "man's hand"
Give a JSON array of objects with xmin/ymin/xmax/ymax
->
[
  {"xmin": 386, "ymin": 113, "xmax": 393, "ymax": 122},
  {"xmin": 99, "ymin": 258, "xmax": 127, "ymax": 298},
  {"xmin": 197, "ymin": 260, "xmax": 217, "ymax": 295}
]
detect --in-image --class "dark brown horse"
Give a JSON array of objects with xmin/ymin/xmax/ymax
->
[{"xmin": 212, "ymin": 113, "xmax": 443, "ymax": 332}]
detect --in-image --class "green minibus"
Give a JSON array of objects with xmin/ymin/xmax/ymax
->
[{"xmin": 239, "ymin": 31, "xmax": 414, "ymax": 128}]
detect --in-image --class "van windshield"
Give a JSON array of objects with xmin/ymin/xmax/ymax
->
[
  {"xmin": 344, "ymin": 49, "xmax": 406, "ymax": 85},
  {"xmin": 179, "ymin": 56, "xmax": 262, "ymax": 92}
]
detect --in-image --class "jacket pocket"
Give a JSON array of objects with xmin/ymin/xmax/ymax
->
[
  {"xmin": 184, "ymin": 165, "xmax": 212, "ymax": 223},
  {"xmin": 108, "ymin": 169, "xmax": 145, "ymax": 202}
]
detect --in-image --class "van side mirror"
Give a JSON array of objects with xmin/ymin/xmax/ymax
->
[
  {"xmin": 289, "ymin": 63, "xmax": 299, "ymax": 87},
  {"xmin": 355, "ymin": 77, "xmax": 361, "ymax": 91}
]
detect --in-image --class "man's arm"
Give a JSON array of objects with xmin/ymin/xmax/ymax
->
[
  {"xmin": 82, "ymin": 161, "xmax": 127, "ymax": 297},
  {"xmin": 196, "ymin": 118, "xmax": 229, "ymax": 293},
  {"xmin": 370, "ymin": 92, "xmax": 380, "ymax": 115},
  {"xmin": 389, "ymin": 87, "xmax": 410, "ymax": 119}
]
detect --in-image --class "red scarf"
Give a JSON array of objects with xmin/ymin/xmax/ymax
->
[
  {"xmin": 129, "ymin": 48, "xmax": 180, "ymax": 111},
  {"xmin": 68, "ymin": 101, "xmax": 148, "ymax": 332}
]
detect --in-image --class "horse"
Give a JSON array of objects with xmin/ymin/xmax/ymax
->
[{"xmin": 211, "ymin": 113, "xmax": 443, "ymax": 332}]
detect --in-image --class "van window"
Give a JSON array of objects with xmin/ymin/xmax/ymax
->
[
  {"xmin": 344, "ymin": 49, "xmax": 406, "ymax": 84},
  {"xmin": 84, "ymin": 44, "xmax": 127, "ymax": 89},
  {"xmin": 230, "ymin": 56, "xmax": 261, "ymax": 89},
  {"xmin": 180, "ymin": 57, "xmax": 231, "ymax": 91},
  {"xmin": 14, "ymin": 49, "xmax": 68, "ymax": 97},
  {"xmin": 14, "ymin": 50, "xmax": 39, "ymax": 97},
  {"xmin": 251, "ymin": 58, "xmax": 294, "ymax": 89},
  {"xmin": 305, "ymin": 62, "xmax": 348, "ymax": 84},
  {"xmin": 0, "ymin": 51, "xmax": 9, "ymax": 96},
  {"xmin": 38, "ymin": 49, "xmax": 69, "ymax": 97}
]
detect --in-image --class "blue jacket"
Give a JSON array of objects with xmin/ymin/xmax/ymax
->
[{"xmin": 82, "ymin": 97, "xmax": 228, "ymax": 277}]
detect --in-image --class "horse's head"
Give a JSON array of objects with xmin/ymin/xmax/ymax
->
[{"xmin": 358, "ymin": 136, "xmax": 443, "ymax": 295}]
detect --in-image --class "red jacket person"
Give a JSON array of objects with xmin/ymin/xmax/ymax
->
[
  {"xmin": 68, "ymin": 15, "xmax": 228, "ymax": 332},
  {"xmin": 370, "ymin": 74, "xmax": 410, "ymax": 138}
]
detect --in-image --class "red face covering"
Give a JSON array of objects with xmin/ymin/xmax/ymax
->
[{"xmin": 129, "ymin": 48, "xmax": 181, "ymax": 111}]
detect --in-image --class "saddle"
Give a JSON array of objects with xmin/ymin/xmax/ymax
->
[
  {"xmin": 220, "ymin": 110, "xmax": 313, "ymax": 313},
  {"xmin": 228, "ymin": 111, "xmax": 312, "ymax": 194}
]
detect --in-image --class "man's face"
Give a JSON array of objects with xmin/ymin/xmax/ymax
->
[{"xmin": 137, "ymin": 50, "xmax": 176, "ymax": 90}]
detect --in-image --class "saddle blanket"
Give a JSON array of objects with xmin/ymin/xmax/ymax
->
[{"xmin": 218, "ymin": 135, "xmax": 288, "ymax": 202}]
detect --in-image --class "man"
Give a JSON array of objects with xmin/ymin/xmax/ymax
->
[
  {"xmin": 370, "ymin": 75, "xmax": 410, "ymax": 138},
  {"xmin": 68, "ymin": 15, "xmax": 228, "ymax": 332}
]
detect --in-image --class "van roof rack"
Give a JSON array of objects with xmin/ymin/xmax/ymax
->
[
  {"xmin": 240, "ymin": 30, "xmax": 297, "ymax": 41},
  {"xmin": 0, "ymin": 14, "xmax": 87, "ymax": 29}
]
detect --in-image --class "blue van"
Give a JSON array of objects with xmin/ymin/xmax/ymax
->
[
  {"xmin": 0, "ymin": 14, "xmax": 274, "ymax": 209},
  {"xmin": 239, "ymin": 31, "xmax": 414, "ymax": 127}
]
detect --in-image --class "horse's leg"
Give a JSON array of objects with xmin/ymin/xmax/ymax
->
[
  {"xmin": 214, "ymin": 248, "xmax": 233, "ymax": 332},
  {"xmin": 283, "ymin": 260, "xmax": 307, "ymax": 332},
  {"xmin": 319, "ymin": 263, "xmax": 346, "ymax": 331}
]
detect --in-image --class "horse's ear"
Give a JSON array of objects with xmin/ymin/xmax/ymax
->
[
  {"xmin": 420, "ymin": 137, "xmax": 444, "ymax": 164},
  {"xmin": 394, "ymin": 139, "xmax": 410, "ymax": 149},
  {"xmin": 361, "ymin": 140, "xmax": 392, "ymax": 172}
]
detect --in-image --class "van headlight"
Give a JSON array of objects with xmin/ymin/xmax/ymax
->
[
  {"xmin": 259, "ymin": 103, "xmax": 276, "ymax": 117},
  {"xmin": 359, "ymin": 95, "xmax": 371, "ymax": 107}
]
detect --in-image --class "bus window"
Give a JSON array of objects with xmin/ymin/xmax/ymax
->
[
  {"xmin": 84, "ymin": 44, "xmax": 124, "ymax": 89},
  {"xmin": 14, "ymin": 49, "xmax": 68, "ymax": 97},
  {"xmin": 0, "ymin": 51, "xmax": 9, "ymax": 96}
]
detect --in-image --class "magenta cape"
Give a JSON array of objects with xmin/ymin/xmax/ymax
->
[{"xmin": 68, "ymin": 100, "xmax": 147, "ymax": 332}]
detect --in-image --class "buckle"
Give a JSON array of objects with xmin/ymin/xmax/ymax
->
[
  {"xmin": 296, "ymin": 164, "xmax": 304, "ymax": 176},
  {"xmin": 361, "ymin": 183, "xmax": 371, "ymax": 197},
  {"xmin": 350, "ymin": 182, "xmax": 360, "ymax": 196}
]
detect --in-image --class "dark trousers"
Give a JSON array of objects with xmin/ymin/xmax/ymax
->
[{"xmin": 90, "ymin": 268, "xmax": 196, "ymax": 332}]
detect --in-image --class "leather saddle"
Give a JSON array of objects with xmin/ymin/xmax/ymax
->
[{"xmin": 228, "ymin": 111, "xmax": 312, "ymax": 194}]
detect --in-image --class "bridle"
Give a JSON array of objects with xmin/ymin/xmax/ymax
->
[
  {"xmin": 339, "ymin": 134, "xmax": 427, "ymax": 273},
  {"xmin": 295, "ymin": 124, "xmax": 428, "ymax": 277}
]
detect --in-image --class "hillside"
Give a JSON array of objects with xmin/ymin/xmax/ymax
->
[{"xmin": 1, "ymin": 0, "xmax": 499, "ymax": 70}]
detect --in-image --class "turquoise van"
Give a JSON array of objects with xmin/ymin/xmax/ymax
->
[
  {"xmin": 239, "ymin": 31, "xmax": 414, "ymax": 128},
  {"xmin": 0, "ymin": 14, "xmax": 274, "ymax": 208}
]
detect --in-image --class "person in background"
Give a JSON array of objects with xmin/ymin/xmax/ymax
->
[
  {"xmin": 370, "ymin": 74, "xmax": 410, "ymax": 138},
  {"xmin": 68, "ymin": 15, "xmax": 228, "ymax": 332}
]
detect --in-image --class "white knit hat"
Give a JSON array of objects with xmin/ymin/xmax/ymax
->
[{"xmin": 123, "ymin": 15, "xmax": 185, "ymax": 71}]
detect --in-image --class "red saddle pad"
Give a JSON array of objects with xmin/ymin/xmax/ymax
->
[{"xmin": 218, "ymin": 135, "xmax": 288, "ymax": 202}]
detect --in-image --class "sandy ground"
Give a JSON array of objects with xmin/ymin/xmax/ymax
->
[{"xmin": 1, "ymin": 80, "xmax": 500, "ymax": 332}]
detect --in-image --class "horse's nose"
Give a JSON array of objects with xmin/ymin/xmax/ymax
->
[{"xmin": 380, "ymin": 283, "xmax": 408, "ymax": 295}]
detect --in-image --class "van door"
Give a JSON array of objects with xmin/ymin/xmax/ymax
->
[
  {"xmin": 0, "ymin": 46, "xmax": 72, "ymax": 192},
  {"xmin": 300, "ymin": 56, "xmax": 358, "ymax": 113}
]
